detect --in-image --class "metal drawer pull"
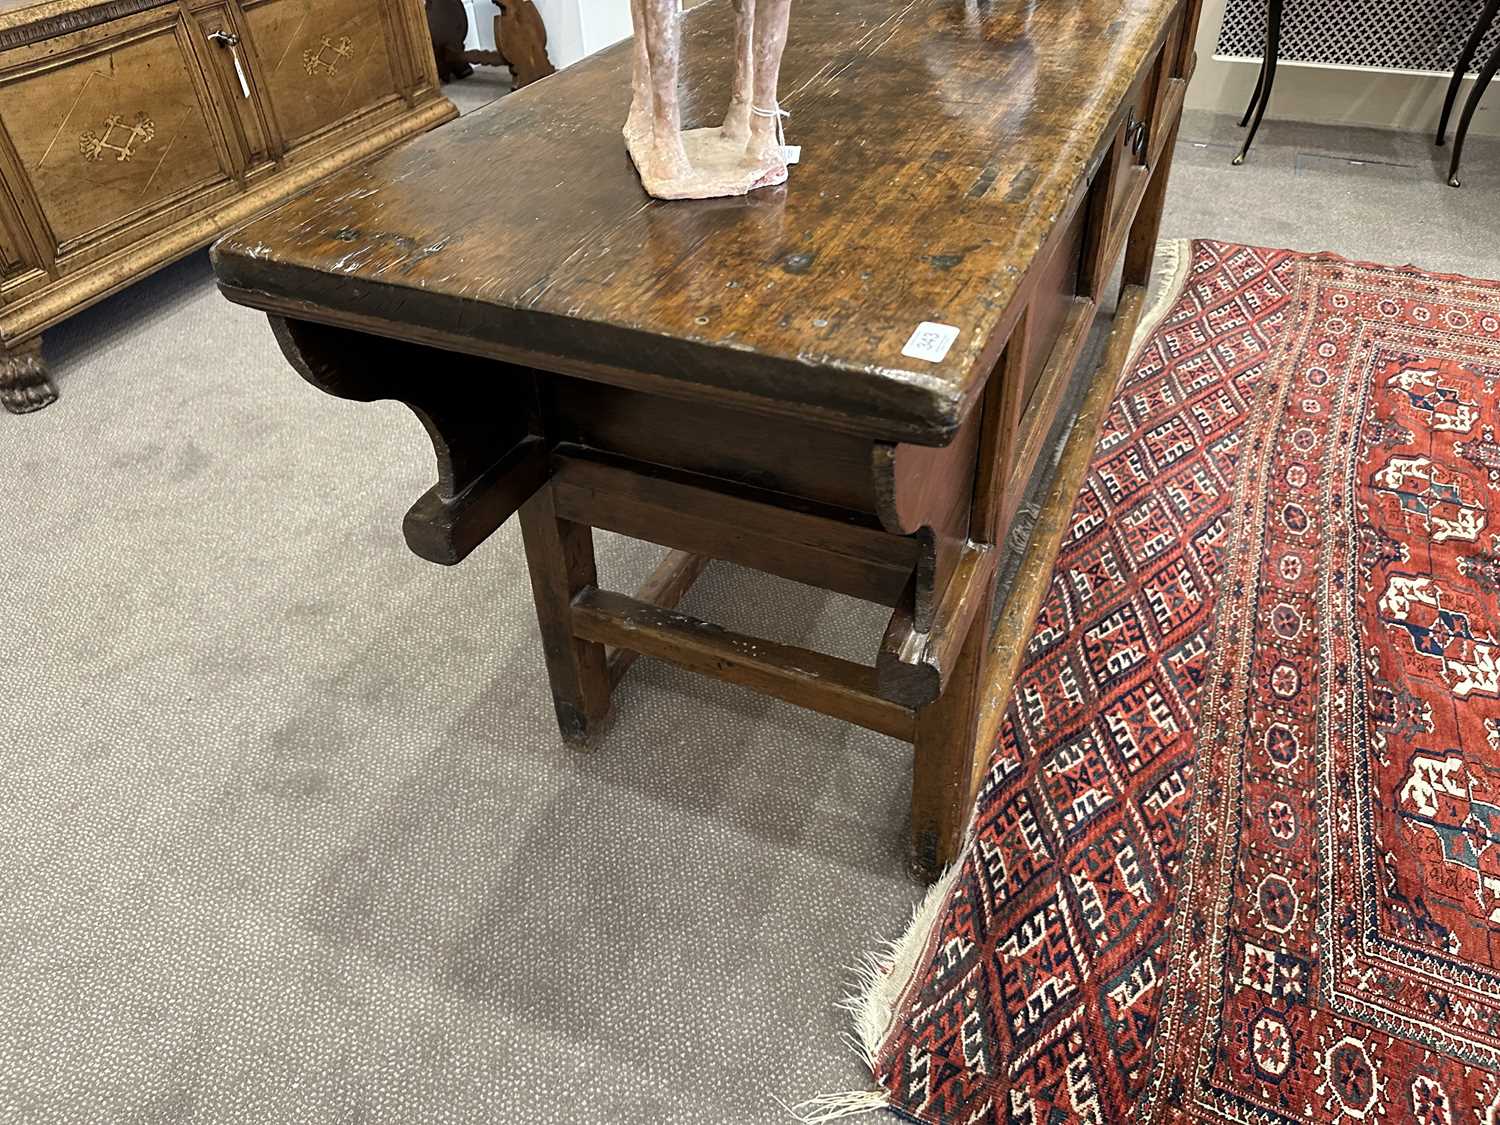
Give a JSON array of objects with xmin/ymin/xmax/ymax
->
[
  {"xmin": 209, "ymin": 30, "xmax": 252, "ymax": 99},
  {"xmin": 1126, "ymin": 110, "xmax": 1149, "ymax": 158}
]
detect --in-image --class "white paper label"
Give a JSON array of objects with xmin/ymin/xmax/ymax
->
[
  {"xmin": 902, "ymin": 322, "xmax": 960, "ymax": 363},
  {"xmin": 782, "ymin": 145, "xmax": 802, "ymax": 165},
  {"xmin": 231, "ymin": 52, "xmax": 251, "ymax": 98}
]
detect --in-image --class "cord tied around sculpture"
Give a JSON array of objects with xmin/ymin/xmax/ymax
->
[{"xmin": 752, "ymin": 103, "xmax": 791, "ymax": 150}]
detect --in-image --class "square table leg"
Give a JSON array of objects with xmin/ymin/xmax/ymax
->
[
  {"xmin": 519, "ymin": 485, "xmax": 613, "ymax": 747},
  {"xmin": 909, "ymin": 582, "xmax": 997, "ymax": 883}
]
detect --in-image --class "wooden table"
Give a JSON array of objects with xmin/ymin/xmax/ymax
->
[{"xmin": 213, "ymin": 0, "xmax": 1201, "ymax": 882}]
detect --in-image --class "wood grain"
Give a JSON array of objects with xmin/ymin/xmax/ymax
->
[
  {"xmin": 574, "ymin": 586, "xmax": 917, "ymax": 741},
  {"xmin": 605, "ymin": 549, "xmax": 711, "ymax": 687},
  {"xmin": 973, "ymin": 285, "xmax": 1149, "ymax": 792},
  {"xmin": 215, "ymin": 0, "xmax": 1186, "ymax": 444},
  {"xmin": 550, "ymin": 451, "xmax": 920, "ymax": 605},
  {"xmin": 209, "ymin": 0, "xmax": 1200, "ymax": 882}
]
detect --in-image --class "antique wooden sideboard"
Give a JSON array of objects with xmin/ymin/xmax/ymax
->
[
  {"xmin": 0, "ymin": 0, "xmax": 455, "ymax": 412},
  {"xmin": 214, "ymin": 0, "xmax": 1202, "ymax": 882}
]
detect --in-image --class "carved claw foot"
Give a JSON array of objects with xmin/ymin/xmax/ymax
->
[{"xmin": 0, "ymin": 338, "xmax": 56, "ymax": 414}]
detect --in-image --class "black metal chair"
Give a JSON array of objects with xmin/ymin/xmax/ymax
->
[
  {"xmin": 1232, "ymin": 0, "xmax": 1283, "ymax": 166},
  {"xmin": 1234, "ymin": 0, "xmax": 1497, "ymax": 186},
  {"xmin": 1436, "ymin": 0, "xmax": 1500, "ymax": 188}
]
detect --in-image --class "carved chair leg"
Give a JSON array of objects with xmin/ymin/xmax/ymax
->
[
  {"xmin": 0, "ymin": 336, "xmax": 57, "ymax": 415},
  {"xmin": 518, "ymin": 485, "xmax": 613, "ymax": 748}
]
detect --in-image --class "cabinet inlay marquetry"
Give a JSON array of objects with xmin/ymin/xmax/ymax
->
[
  {"xmin": 302, "ymin": 35, "xmax": 354, "ymax": 77},
  {"xmin": 77, "ymin": 112, "xmax": 156, "ymax": 163}
]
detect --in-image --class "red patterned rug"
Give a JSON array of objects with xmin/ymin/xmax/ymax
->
[{"xmin": 797, "ymin": 240, "xmax": 1500, "ymax": 1124}]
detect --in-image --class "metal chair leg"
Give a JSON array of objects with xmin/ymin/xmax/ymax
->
[
  {"xmin": 1438, "ymin": 0, "xmax": 1500, "ymax": 145},
  {"xmin": 1234, "ymin": 0, "xmax": 1282, "ymax": 165},
  {"xmin": 1448, "ymin": 38, "xmax": 1500, "ymax": 187},
  {"xmin": 1240, "ymin": 54, "xmax": 1268, "ymax": 127}
]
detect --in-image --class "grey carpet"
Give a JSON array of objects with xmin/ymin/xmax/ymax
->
[{"xmin": 2, "ymin": 110, "xmax": 1498, "ymax": 1124}]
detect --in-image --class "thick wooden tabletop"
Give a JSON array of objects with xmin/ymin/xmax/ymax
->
[{"xmin": 213, "ymin": 0, "xmax": 1177, "ymax": 444}]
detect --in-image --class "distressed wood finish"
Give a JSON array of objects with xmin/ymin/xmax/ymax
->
[
  {"xmin": 216, "ymin": 0, "xmax": 1200, "ymax": 881},
  {"xmin": 215, "ymin": 0, "xmax": 1188, "ymax": 443},
  {"xmin": 574, "ymin": 587, "xmax": 917, "ymax": 742},
  {"xmin": 605, "ymin": 550, "xmax": 712, "ymax": 688},
  {"xmin": 0, "ymin": 0, "xmax": 454, "ymax": 413}
]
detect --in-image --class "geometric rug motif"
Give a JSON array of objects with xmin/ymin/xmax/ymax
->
[
  {"xmin": 1148, "ymin": 247, "xmax": 1500, "ymax": 1125},
  {"xmin": 855, "ymin": 242, "xmax": 1500, "ymax": 1124}
]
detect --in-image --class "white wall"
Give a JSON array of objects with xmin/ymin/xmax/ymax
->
[
  {"xmin": 465, "ymin": 0, "xmax": 632, "ymax": 69},
  {"xmin": 1187, "ymin": 0, "xmax": 1500, "ymax": 137}
]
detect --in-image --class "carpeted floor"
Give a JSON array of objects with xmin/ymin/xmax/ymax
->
[{"xmin": 1, "ymin": 109, "xmax": 1498, "ymax": 1123}]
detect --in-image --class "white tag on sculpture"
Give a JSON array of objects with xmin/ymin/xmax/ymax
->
[
  {"xmin": 782, "ymin": 145, "xmax": 801, "ymax": 165},
  {"xmin": 903, "ymin": 322, "xmax": 960, "ymax": 363}
]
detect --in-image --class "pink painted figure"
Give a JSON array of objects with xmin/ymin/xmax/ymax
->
[{"xmin": 625, "ymin": 0, "xmax": 794, "ymax": 200}]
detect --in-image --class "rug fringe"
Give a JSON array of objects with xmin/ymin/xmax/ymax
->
[
  {"xmin": 1131, "ymin": 237, "xmax": 1192, "ymax": 358},
  {"xmin": 845, "ymin": 859, "xmax": 966, "ymax": 1071},
  {"xmin": 781, "ymin": 1091, "xmax": 892, "ymax": 1122}
]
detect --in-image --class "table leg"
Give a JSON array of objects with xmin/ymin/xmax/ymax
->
[
  {"xmin": 909, "ymin": 583, "xmax": 995, "ymax": 884},
  {"xmin": 1438, "ymin": 0, "xmax": 1500, "ymax": 146},
  {"xmin": 1448, "ymin": 38, "xmax": 1500, "ymax": 188},
  {"xmin": 519, "ymin": 485, "xmax": 613, "ymax": 747},
  {"xmin": 1234, "ymin": 0, "xmax": 1282, "ymax": 166}
]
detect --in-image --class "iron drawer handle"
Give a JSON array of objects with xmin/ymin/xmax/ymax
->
[
  {"xmin": 208, "ymin": 29, "xmax": 240, "ymax": 47},
  {"xmin": 1127, "ymin": 112, "xmax": 1149, "ymax": 158}
]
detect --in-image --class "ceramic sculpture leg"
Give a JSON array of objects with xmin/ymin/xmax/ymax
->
[
  {"xmin": 746, "ymin": 0, "xmax": 792, "ymax": 174},
  {"xmin": 624, "ymin": 0, "xmax": 793, "ymax": 199},
  {"xmin": 723, "ymin": 0, "xmax": 756, "ymax": 145},
  {"xmin": 627, "ymin": 0, "xmax": 691, "ymax": 184},
  {"xmin": 626, "ymin": 0, "xmax": 652, "ymax": 140}
]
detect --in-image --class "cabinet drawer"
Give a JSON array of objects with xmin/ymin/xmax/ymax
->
[
  {"xmin": 0, "ymin": 8, "xmax": 237, "ymax": 261},
  {"xmin": 240, "ymin": 0, "xmax": 404, "ymax": 152}
]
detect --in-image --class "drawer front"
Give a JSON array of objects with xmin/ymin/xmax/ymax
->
[
  {"xmin": 240, "ymin": 0, "xmax": 403, "ymax": 152},
  {"xmin": 1107, "ymin": 56, "xmax": 1162, "ymax": 238},
  {"xmin": 0, "ymin": 10, "xmax": 237, "ymax": 259},
  {"xmin": 1022, "ymin": 202, "xmax": 1087, "ymax": 413}
]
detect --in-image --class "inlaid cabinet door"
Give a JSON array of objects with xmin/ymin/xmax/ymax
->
[
  {"xmin": 238, "ymin": 0, "xmax": 404, "ymax": 152},
  {"xmin": 0, "ymin": 8, "xmax": 237, "ymax": 263}
]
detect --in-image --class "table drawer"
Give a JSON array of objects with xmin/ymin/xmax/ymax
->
[
  {"xmin": 547, "ymin": 378, "xmax": 881, "ymax": 516},
  {"xmin": 1108, "ymin": 46, "xmax": 1167, "ymax": 241},
  {"xmin": 1021, "ymin": 203, "xmax": 1088, "ymax": 415}
]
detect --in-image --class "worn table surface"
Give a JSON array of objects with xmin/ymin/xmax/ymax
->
[{"xmin": 213, "ymin": 0, "xmax": 1176, "ymax": 444}]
